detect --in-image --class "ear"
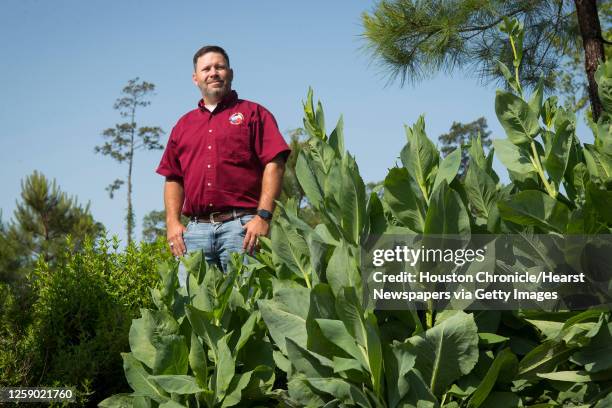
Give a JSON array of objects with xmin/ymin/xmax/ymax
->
[
  {"xmin": 192, "ymin": 71, "xmax": 198, "ymax": 86},
  {"xmin": 229, "ymin": 68, "xmax": 234, "ymax": 82}
]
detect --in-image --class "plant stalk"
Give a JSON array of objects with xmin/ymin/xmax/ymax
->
[
  {"xmin": 509, "ymin": 36, "xmax": 523, "ymax": 96},
  {"xmin": 530, "ymin": 141, "xmax": 557, "ymax": 198},
  {"xmin": 425, "ymin": 306, "xmax": 433, "ymax": 330}
]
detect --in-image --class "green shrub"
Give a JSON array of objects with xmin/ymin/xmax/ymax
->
[{"xmin": 0, "ymin": 235, "xmax": 172, "ymax": 406}]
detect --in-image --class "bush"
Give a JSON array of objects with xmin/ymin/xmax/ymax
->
[{"xmin": 0, "ymin": 235, "xmax": 172, "ymax": 406}]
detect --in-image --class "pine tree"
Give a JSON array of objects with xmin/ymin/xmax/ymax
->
[
  {"xmin": 96, "ymin": 78, "xmax": 164, "ymax": 245},
  {"xmin": 362, "ymin": 0, "xmax": 609, "ymax": 120},
  {"xmin": 0, "ymin": 171, "xmax": 103, "ymax": 280}
]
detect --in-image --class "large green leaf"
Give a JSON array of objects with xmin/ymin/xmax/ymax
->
[
  {"xmin": 328, "ymin": 115, "xmax": 345, "ymax": 156},
  {"xmin": 188, "ymin": 332, "xmax": 208, "ymax": 388},
  {"xmin": 306, "ymin": 378, "xmax": 372, "ymax": 408},
  {"xmin": 296, "ymin": 150, "xmax": 325, "ymax": 208},
  {"xmin": 399, "ymin": 370, "xmax": 438, "ymax": 407},
  {"xmin": 221, "ymin": 370, "xmax": 253, "ymax": 408},
  {"xmin": 287, "ymin": 375, "xmax": 328, "ymax": 407},
  {"xmin": 587, "ymin": 183, "xmax": 612, "ymax": 224},
  {"xmin": 122, "ymin": 353, "xmax": 167, "ymax": 402},
  {"xmin": 407, "ymin": 311, "xmax": 479, "ymax": 396},
  {"xmin": 498, "ymin": 190, "xmax": 569, "ymax": 233},
  {"xmin": 184, "ymin": 305, "xmax": 223, "ymax": 358},
  {"xmin": 464, "ymin": 160, "xmax": 498, "ymax": 222},
  {"xmin": 469, "ymin": 134, "xmax": 488, "ymax": 170},
  {"xmin": 335, "ymin": 287, "xmax": 366, "ymax": 347},
  {"xmin": 365, "ymin": 315, "xmax": 384, "ymax": 399},
  {"xmin": 401, "ymin": 116, "xmax": 439, "ymax": 197},
  {"xmin": 326, "ymin": 243, "xmax": 361, "ymax": 298},
  {"xmin": 214, "ymin": 335, "xmax": 235, "ymax": 400},
  {"xmin": 468, "ymin": 348, "xmax": 518, "ymax": 408},
  {"xmin": 595, "ymin": 60, "xmax": 612, "ymax": 114},
  {"xmin": 271, "ymin": 219, "xmax": 311, "ymax": 284},
  {"xmin": 424, "ymin": 181, "xmax": 470, "ymax": 235},
  {"xmin": 129, "ymin": 310, "xmax": 188, "ymax": 375},
  {"xmin": 517, "ymin": 341, "xmax": 575, "ymax": 379},
  {"xmin": 432, "ymin": 148, "xmax": 462, "ymax": 192},
  {"xmin": 495, "ymin": 90, "xmax": 540, "ymax": 144},
  {"xmin": 367, "ymin": 191, "xmax": 387, "ymax": 235},
  {"xmin": 286, "ymin": 337, "xmax": 334, "ymax": 378},
  {"xmin": 258, "ymin": 286, "xmax": 310, "ymax": 355},
  {"xmin": 571, "ymin": 321, "xmax": 612, "ymax": 373},
  {"xmin": 339, "ymin": 153, "xmax": 367, "ymax": 244},
  {"xmin": 583, "ymin": 144, "xmax": 612, "ymax": 182},
  {"xmin": 98, "ymin": 394, "xmax": 134, "ymax": 408},
  {"xmin": 383, "ymin": 342, "xmax": 416, "ymax": 407},
  {"xmin": 147, "ymin": 375, "xmax": 204, "ymax": 394},
  {"xmin": 543, "ymin": 109, "xmax": 573, "ymax": 186},
  {"xmin": 528, "ymin": 77, "xmax": 544, "ymax": 117},
  {"xmin": 536, "ymin": 370, "xmax": 612, "ymax": 382},
  {"xmin": 315, "ymin": 318, "xmax": 367, "ymax": 368},
  {"xmin": 383, "ymin": 167, "xmax": 426, "ymax": 232},
  {"xmin": 492, "ymin": 139, "xmax": 536, "ymax": 175}
]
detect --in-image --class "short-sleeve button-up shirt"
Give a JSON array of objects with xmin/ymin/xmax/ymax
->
[{"xmin": 156, "ymin": 91, "xmax": 290, "ymax": 216}]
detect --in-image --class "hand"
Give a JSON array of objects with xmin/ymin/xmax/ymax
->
[
  {"xmin": 242, "ymin": 216, "xmax": 270, "ymax": 254},
  {"xmin": 167, "ymin": 221, "xmax": 187, "ymax": 257}
]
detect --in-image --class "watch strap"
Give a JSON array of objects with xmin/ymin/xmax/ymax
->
[{"xmin": 257, "ymin": 209, "xmax": 273, "ymax": 221}]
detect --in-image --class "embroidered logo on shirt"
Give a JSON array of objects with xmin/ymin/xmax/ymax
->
[{"xmin": 229, "ymin": 112, "xmax": 244, "ymax": 125}]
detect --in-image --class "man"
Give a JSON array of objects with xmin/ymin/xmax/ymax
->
[{"xmin": 156, "ymin": 45, "xmax": 290, "ymax": 280}]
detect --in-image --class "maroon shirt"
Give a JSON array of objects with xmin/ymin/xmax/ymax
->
[{"xmin": 156, "ymin": 91, "xmax": 290, "ymax": 216}]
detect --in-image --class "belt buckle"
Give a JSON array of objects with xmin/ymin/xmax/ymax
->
[{"xmin": 209, "ymin": 211, "xmax": 222, "ymax": 224}]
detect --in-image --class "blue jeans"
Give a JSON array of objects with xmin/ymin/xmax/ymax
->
[{"xmin": 178, "ymin": 214, "xmax": 254, "ymax": 287}]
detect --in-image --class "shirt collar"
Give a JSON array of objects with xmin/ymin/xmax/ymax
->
[{"xmin": 198, "ymin": 90, "xmax": 238, "ymax": 112}]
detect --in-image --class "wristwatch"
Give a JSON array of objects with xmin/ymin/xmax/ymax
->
[{"xmin": 257, "ymin": 208, "xmax": 273, "ymax": 221}]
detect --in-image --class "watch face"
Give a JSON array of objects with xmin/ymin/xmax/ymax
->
[{"xmin": 258, "ymin": 209, "xmax": 272, "ymax": 220}]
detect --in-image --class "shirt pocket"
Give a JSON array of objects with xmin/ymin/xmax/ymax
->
[{"xmin": 219, "ymin": 124, "xmax": 251, "ymax": 162}]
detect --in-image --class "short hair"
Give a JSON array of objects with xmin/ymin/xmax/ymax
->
[{"xmin": 192, "ymin": 45, "xmax": 230, "ymax": 69}]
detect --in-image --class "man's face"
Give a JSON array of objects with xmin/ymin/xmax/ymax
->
[{"xmin": 192, "ymin": 52, "xmax": 233, "ymax": 102}]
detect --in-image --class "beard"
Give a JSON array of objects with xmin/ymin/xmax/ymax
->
[{"xmin": 203, "ymin": 81, "xmax": 231, "ymax": 101}]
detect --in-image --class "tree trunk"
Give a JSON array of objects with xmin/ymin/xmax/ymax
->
[
  {"xmin": 127, "ymin": 154, "xmax": 134, "ymax": 245},
  {"xmin": 574, "ymin": 0, "xmax": 606, "ymax": 122}
]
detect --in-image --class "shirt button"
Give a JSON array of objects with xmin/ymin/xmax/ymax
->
[
  {"xmin": 208, "ymin": 145, "xmax": 212, "ymax": 149},
  {"xmin": 207, "ymin": 182, "xmax": 211, "ymax": 186},
  {"xmin": 207, "ymin": 164, "xmax": 211, "ymax": 168},
  {"xmin": 208, "ymin": 129, "xmax": 213, "ymax": 133},
  {"xmin": 209, "ymin": 203, "xmax": 213, "ymax": 207}
]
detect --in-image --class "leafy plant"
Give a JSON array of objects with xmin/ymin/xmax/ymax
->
[{"xmin": 102, "ymin": 19, "xmax": 612, "ymax": 407}]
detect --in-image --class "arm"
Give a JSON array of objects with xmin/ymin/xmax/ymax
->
[
  {"xmin": 242, "ymin": 155, "xmax": 286, "ymax": 252},
  {"xmin": 164, "ymin": 178, "xmax": 187, "ymax": 256}
]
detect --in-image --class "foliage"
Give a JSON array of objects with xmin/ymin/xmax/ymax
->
[
  {"xmin": 142, "ymin": 210, "xmax": 167, "ymax": 243},
  {"xmin": 96, "ymin": 77, "xmax": 165, "ymax": 244},
  {"xmin": 438, "ymin": 117, "xmax": 492, "ymax": 178},
  {"xmin": 0, "ymin": 235, "xmax": 172, "ymax": 406},
  {"xmin": 0, "ymin": 171, "xmax": 103, "ymax": 282},
  {"xmin": 361, "ymin": 0, "xmax": 609, "ymax": 119},
  {"xmin": 104, "ymin": 21, "xmax": 612, "ymax": 407},
  {"xmin": 100, "ymin": 252, "xmax": 278, "ymax": 407}
]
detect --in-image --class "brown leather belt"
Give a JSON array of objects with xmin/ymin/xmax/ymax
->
[{"xmin": 190, "ymin": 208, "xmax": 256, "ymax": 224}]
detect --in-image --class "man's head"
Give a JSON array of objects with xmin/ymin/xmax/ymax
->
[{"xmin": 192, "ymin": 45, "xmax": 233, "ymax": 104}]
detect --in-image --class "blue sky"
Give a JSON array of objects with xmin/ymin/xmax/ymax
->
[{"xmin": 0, "ymin": 1, "xmax": 588, "ymax": 242}]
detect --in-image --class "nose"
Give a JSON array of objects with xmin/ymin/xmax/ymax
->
[{"xmin": 209, "ymin": 67, "xmax": 220, "ymax": 77}]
